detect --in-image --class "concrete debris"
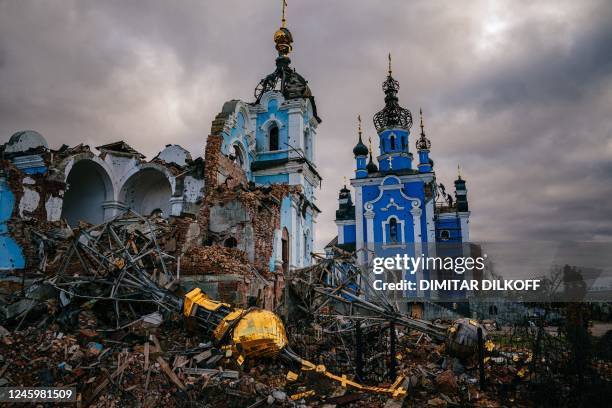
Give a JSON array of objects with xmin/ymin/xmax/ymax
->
[{"xmin": 0, "ymin": 182, "xmax": 610, "ymax": 406}]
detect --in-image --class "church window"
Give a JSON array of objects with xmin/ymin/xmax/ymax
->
[
  {"xmin": 304, "ymin": 230, "xmax": 310, "ymax": 260},
  {"xmin": 440, "ymin": 230, "xmax": 450, "ymax": 241},
  {"xmin": 231, "ymin": 144, "xmax": 244, "ymax": 168},
  {"xmin": 390, "ymin": 135, "xmax": 396, "ymax": 150},
  {"xmin": 389, "ymin": 218, "xmax": 399, "ymax": 243},
  {"xmin": 401, "ymin": 136, "xmax": 406, "ymax": 150},
  {"xmin": 269, "ymin": 125, "xmax": 279, "ymax": 151}
]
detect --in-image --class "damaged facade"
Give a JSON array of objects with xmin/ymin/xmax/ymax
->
[{"xmin": 0, "ymin": 13, "xmax": 321, "ymax": 310}]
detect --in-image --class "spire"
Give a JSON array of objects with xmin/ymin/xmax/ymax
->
[
  {"xmin": 454, "ymin": 164, "xmax": 468, "ymax": 212},
  {"xmin": 420, "ymin": 108, "xmax": 424, "ymax": 135},
  {"xmin": 255, "ymin": 0, "xmax": 321, "ymax": 123},
  {"xmin": 352, "ymin": 114, "xmax": 368, "ymax": 157},
  {"xmin": 416, "ymin": 108, "xmax": 431, "ymax": 151},
  {"xmin": 339, "ymin": 178, "xmax": 350, "ymax": 193},
  {"xmin": 373, "ymin": 53, "xmax": 413, "ymax": 133},
  {"xmin": 273, "ymin": 0, "xmax": 293, "ymax": 57},
  {"xmin": 366, "ymin": 136, "xmax": 378, "ymax": 173},
  {"xmin": 336, "ymin": 176, "xmax": 354, "ymax": 220}
]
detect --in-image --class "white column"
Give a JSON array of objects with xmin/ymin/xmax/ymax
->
[
  {"xmin": 290, "ymin": 200, "xmax": 298, "ymax": 268},
  {"xmin": 426, "ymin": 199, "xmax": 435, "ymax": 243},
  {"xmin": 274, "ymin": 229, "xmax": 283, "ymax": 271},
  {"xmin": 311, "ymin": 211, "xmax": 317, "ymax": 264},
  {"xmin": 458, "ymin": 213, "xmax": 470, "ymax": 242},
  {"xmin": 287, "ymin": 110, "xmax": 304, "ymax": 155},
  {"xmin": 169, "ymin": 196, "xmax": 183, "ymax": 217},
  {"xmin": 364, "ymin": 205, "xmax": 375, "ymax": 265},
  {"xmin": 354, "ymin": 186, "xmax": 365, "ymax": 264},
  {"xmin": 311, "ymin": 127, "xmax": 317, "ymax": 163},
  {"xmin": 337, "ymin": 223, "xmax": 344, "ymax": 244},
  {"xmin": 425, "ymin": 199, "xmax": 438, "ymax": 299},
  {"xmin": 102, "ymin": 201, "xmax": 126, "ymax": 220},
  {"xmin": 411, "ymin": 203, "xmax": 423, "ymax": 297}
]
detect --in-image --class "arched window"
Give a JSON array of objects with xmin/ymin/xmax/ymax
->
[
  {"xmin": 224, "ymin": 237, "xmax": 237, "ymax": 248},
  {"xmin": 231, "ymin": 144, "xmax": 244, "ymax": 168},
  {"xmin": 303, "ymin": 230, "xmax": 310, "ymax": 261},
  {"xmin": 401, "ymin": 136, "xmax": 406, "ymax": 150},
  {"xmin": 440, "ymin": 230, "xmax": 450, "ymax": 241},
  {"xmin": 389, "ymin": 135, "xmax": 396, "ymax": 150},
  {"xmin": 304, "ymin": 129, "xmax": 312, "ymax": 161},
  {"xmin": 269, "ymin": 125, "xmax": 279, "ymax": 151},
  {"xmin": 389, "ymin": 218, "xmax": 399, "ymax": 243}
]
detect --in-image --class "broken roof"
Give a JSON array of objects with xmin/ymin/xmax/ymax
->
[{"xmin": 96, "ymin": 141, "xmax": 145, "ymax": 159}]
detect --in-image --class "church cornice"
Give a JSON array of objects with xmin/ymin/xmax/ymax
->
[
  {"xmin": 252, "ymin": 157, "xmax": 321, "ymax": 185},
  {"xmin": 350, "ymin": 172, "xmax": 434, "ymax": 187}
]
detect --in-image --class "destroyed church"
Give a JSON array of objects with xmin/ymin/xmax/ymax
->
[
  {"xmin": 1, "ymin": 9, "xmax": 469, "ymax": 315},
  {"xmin": 0, "ymin": 14, "xmax": 321, "ymax": 311}
]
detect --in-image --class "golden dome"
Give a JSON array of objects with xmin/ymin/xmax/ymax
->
[
  {"xmin": 274, "ymin": 27, "xmax": 293, "ymax": 56},
  {"xmin": 232, "ymin": 309, "xmax": 288, "ymax": 358}
]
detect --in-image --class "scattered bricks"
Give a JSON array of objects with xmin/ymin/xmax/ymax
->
[
  {"xmin": 180, "ymin": 246, "xmax": 251, "ymax": 276},
  {"xmin": 427, "ymin": 397, "xmax": 448, "ymax": 407},
  {"xmin": 435, "ymin": 369, "xmax": 458, "ymax": 395}
]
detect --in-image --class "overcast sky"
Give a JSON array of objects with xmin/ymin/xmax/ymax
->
[{"xmin": 1, "ymin": 0, "xmax": 611, "ymax": 250}]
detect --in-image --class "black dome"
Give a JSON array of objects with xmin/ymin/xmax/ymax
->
[
  {"xmin": 366, "ymin": 153, "xmax": 378, "ymax": 173},
  {"xmin": 353, "ymin": 140, "xmax": 368, "ymax": 157}
]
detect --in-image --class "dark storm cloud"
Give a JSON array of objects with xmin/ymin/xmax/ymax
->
[{"xmin": 0, "ymin": 0, "xmax": 610, "ymax": 249}]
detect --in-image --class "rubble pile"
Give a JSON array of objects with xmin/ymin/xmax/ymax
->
[
  {"xmin": 0, "ymin": 215, "xmax": 610, "ymax": 406},
  {"xmin": 180, "ymin": 246, "xmax": 251, "ymax": 277},
  {"xmin": 0, "ymin": 313, "xmax": 295, "ymax": 407}
]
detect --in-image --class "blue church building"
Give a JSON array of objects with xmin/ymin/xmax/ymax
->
[{"xmin": 328, "ymin": 58, "xmax": 471, "ymax": 307}]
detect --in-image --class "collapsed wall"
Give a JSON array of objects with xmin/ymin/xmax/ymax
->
[
  {"xmin": 0, "ymin": 125, "xmax": 297, "ymax": 311},
  {"xmin": 178, "ymin": 133, "xmax": 299, "ymax": 309}
]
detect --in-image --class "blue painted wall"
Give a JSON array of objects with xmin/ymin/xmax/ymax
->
[
  {"xmin": 343, "ymin": 224, "xmax": 356, "ymax": 244},
  {"xmin": 255, "ymin": 98, "xmax": 290, "ymax": 158},
  {"xmin": 254, "ymin": 174, "xmax": 290, "ymax": 185},
  {"xmin": 0, "ymin": 176, "xmax": 25, "ymax": 270}
]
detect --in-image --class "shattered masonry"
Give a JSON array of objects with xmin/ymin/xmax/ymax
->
[
  {"xmin": 2, "ymin": 5, "xmax": 323, "ymax": 310},
  {"xmin": 0, "ymin": 119, "xmax": 305, "ymax": 308}
]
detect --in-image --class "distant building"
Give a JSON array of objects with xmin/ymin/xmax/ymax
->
[{"xmin": 327, "ymin": 57, "xmax": 472, "ymax": 312}]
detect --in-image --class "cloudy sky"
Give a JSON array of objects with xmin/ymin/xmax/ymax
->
[{"xmin": 1, "ymin": 0, "xmax": 611, "ymax": 250}]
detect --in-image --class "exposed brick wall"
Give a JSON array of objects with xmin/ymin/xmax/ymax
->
[
  {"xmin": 194, "ymin": 130, "xmax": 303, "ymax": 309},
  {"xmin": 203, "ymin": 135, "xmax": 222, "ymax": 192},
  {"xmin": 203, "ymin": 134, "xmax": 247, "ymax": 193},
  {"xmin": 201, "ymin": 133, "xmax": 288, "ymax": 274}
]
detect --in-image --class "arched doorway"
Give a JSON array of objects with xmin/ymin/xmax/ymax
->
[
  {"xmin": 224, "ymin": 237, "xmax": 237, "ymax": 248},
  {"xmin": 120, "ymin": 168, "xmax": 172, "ymax": 217},
  {"xmin": 61, "ymin": 159, "xmax": 113, "ymax": 226}
]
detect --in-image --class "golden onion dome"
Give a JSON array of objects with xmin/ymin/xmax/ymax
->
[{"xmin": 274, "ymin": 27, "xmax": 293, "ymax": 56}]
